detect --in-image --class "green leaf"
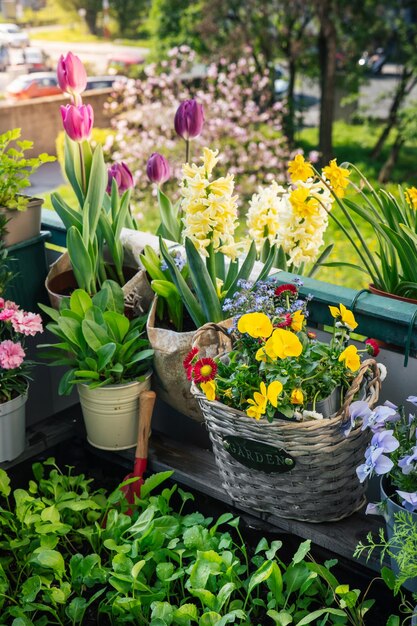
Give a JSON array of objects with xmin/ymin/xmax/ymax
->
[
  {"xmin": 185, "ymin": 237, "xmax": 223, "ymax": 323},
  {"xmin": 173, "ymin": 603, "xmax": 198, "ymax": 625},
  {"xmin": 66, "ymin": 226, "xmax": 94, "ymax": 294},
  {"xmin": 81, "ymin": 320, "xmax": 110, "ymax": 351},
  {"xmin": 0, "ymin": 468, "xmax": 11, "ymax": 497},
  {"xmin": 103, "ymin": 311, "xmax": 130, "ymax": 342},
  {"xmin": 101, "ymin": 280, "xmax": 125, "ymax": 314},
  {"xmin": 266, "ymin": 610, "xmax": 293, "ymax": 626},
  {"xmin": 139, "ymin": 471, "xmax": 174, "ymax": 498},
  {"xmin": 297, "ymin": 609, "xmax": 346, "ymax": 625},
  {"xmin": 199, "ymin": 612, "xmax": 222, "ymax": 626},
  {"xmin": 248, "ymin": 560, "xmax": 274, "ymax": 594},
  {"xmin": 158, "ymin": 187, "xmax": 181, "ymax": 242},
  {"xmin": 70, "ymin": 289, "xmax": 93, "ymax": 316},
  {"xmin": 224, "ymin": 241, "xmax": 256, "ymax": 300},
  {"xmin": 96, "ymin": 343, "xmax": 117, "ymax": 371},
  {"xmin": 151, "ymin": 601, "xmax": 174, "ymax": 624},
  {"xmin": 57, "ymin": 316, "xmax": 82, "ymax": 348},
  {"xmin": 30, "ymin": 549, "xmax": 65, "ymax": 578},
  {"xmin": 292, "ymin": 540, "xmax": 311, "ymax": 564},
  {"xmin": 386, "ymin": 616, "xmax": 400, "ymax": 626}
]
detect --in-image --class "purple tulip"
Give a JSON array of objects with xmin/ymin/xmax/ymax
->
[
  {"xmin": 60, "ymin": 104, "xmax": 94, "ymax": 142},
  {"xmin": 146, "ymin": 153, "xmax": 170, "ymax": 184},
  {"xmin": 57, "ymin": 52, "xmax": 87, "ymax": 98},
  {"xmin": 107, "ymin": 162, "xmax": 134, "ymax": 194},
  {"xmin": 174, "ymin": 99, "xmax": 204, "ymax": 140}
]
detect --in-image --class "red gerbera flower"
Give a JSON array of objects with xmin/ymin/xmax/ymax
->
[
  {"xmin": 183, "ymin": 347, "xmax": 199, "ymax": 371},
  {"xmin": 365, "ymin": 338, "xmax": 380, "ymax": 357},
  {"xmin": 192, "ymin": 357, "xmax": 218, "ymax": 383},
  {"xmin": 276, "ymin": 313, "xmax": 292, "ymax": 328},
  {"xmin": 274, "ymin": 283, "xmax": 297, "ymax": 297}
]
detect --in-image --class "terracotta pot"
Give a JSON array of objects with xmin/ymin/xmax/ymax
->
[
  {"xmin": 369, "ymin": 283, "xmax": 417, "ymax": 305},
  {"xmin": 2, "ymin": 197, "xmax": 43, "ymax": 247}
]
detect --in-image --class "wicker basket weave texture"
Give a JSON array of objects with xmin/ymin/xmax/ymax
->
[{"xmin": 191, "ymin": 320, "xmax": 381, "ymax": 523}]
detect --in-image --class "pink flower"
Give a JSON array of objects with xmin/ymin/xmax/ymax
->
[
  {"xmin": 4, "ymin": 301, "xmax": 19, "ymax": 311},
  {"xmin": 0, "ymin": 309, "xmax": 17, "ymax": 322},
  {"xmin": 57, "ymin": 52, "xmax": 87, "ymax": 99},
  {"xmin": 11, "ymin": 311, "xmax": 43, "ymax": 336},
  {"xmin": 0, "ymin": 340, "xmax": 25, "ymax": 369},
  {"xmin": 60, "ymin": 104, "xmax": 94, "ymax": 142},
  {"xmin": 0, "ymin": 298, "xmax": 4, "ymax": 309}
]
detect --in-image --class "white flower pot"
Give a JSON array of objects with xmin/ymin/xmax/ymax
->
[
  {"xmin": 0, "ymin": 391, "xmax": 27, "ymax": 462},
  {"xmin": 77, "ymin": 373, "xmax": 151, "ymax": 450}
]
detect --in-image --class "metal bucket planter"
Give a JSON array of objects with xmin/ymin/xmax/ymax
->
[
  {"xmin": 381, "ymin": 478, "xmax": 417, "ymax": 593},
  {"xmin": 0, "ymin": 391, "xmax": 27, "ymax": 462},
  {"xmin": 77, "ymin": 372, "xmax": 152, "ymax": 450},
  {"xmin": 1, "ymin": 197, "xmax": 43, "ymax": 247}
]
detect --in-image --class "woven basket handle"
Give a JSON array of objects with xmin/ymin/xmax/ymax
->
[
  {"xmin": 336, "ymin": 358, "xmax": 381, "ymax": 419},
  {"xmin": 192, "ymin": 322, "xmax": 234, "ymax": 353}
]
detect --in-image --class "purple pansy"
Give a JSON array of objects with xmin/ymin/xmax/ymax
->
[
  {"xmin": 356, "ymin": 447, "xmax": 394, "ymax": 483},
  {"xmin": 365, "ymin": 502, "xmax": 382, "ymax": 516},
  {"xmin": 398, "ymin": 445, "xmax": 417, "ymax": 475},
  {"xmin": 361, "ymin": 405, "xmax": 397, "ymax": 432},
  {"xmin": 344, "ymin": 401, "xmax": 372, "ymax": 436},
  {"xmin": 396, "ymin": 490, "xmax": 417, "ymax": 512},
  {"xmin": 407, "ymin": 396, "xmax": 417, "ymax": 407}
]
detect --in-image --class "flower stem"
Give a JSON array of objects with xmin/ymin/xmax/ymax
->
[
  {"xmin": 185, "ymin": 139, "xmax": 190, "ymax": 164},
  {"xmin": 78, "ymin": 142, "xmax": 86, "ymax": 196}
]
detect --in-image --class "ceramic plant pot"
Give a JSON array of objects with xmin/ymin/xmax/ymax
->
[
  {"xmin": 77, "ymin": 373, "xmax": 151, "ymax": 450},
  {"xmin": 369, "ymin": 284, "xmax": 417, "ymax": 305},
  {"xmin": 0, "ymin": 391, "xmax": 28, "ymax": 462},
  {"xmin": 2, "ymin": 197, "xmax": 43, "ymax": 247}
]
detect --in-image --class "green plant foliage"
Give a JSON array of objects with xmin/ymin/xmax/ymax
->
[
  {"xmin": 38, "ymin": 280, "xmax": 153, "ymax": 394},
  {"xmin": 0, "ymin": 128, "xmax": 55, "ymax": 211},
  {"xmin": 0, "ymin": 460, "xmax": 384, "ymax": 625}
]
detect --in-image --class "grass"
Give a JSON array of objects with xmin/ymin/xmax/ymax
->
[{"xmin": 31, "ymin": 27, "xmax": 105, "ymax": 44}]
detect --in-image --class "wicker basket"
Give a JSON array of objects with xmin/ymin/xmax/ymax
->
[{"xmin": 191, "ymin": 324, "xmax": 381, "ymax": 523}]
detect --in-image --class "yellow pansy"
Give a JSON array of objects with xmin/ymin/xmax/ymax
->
[
  {"xmin": 406, "ymin": 187, "xmax": 417, "ymax": 210},
  {"xmin": 289, "ymin": 187, "xmax": 319, "ymax": 218},
  {"xmin": 338, "ymin": 345, "xmax": 361, "ymax": 372},
  {"xmin": 291, "ymin": 310, "xmax": 305, "ymax": 332},
  {"xmin": 238, "ymin": 312, "xmax": 273, "ymax": 339},
  {"xmin": 287, "ymin": 154, "xmax": 314, "ymax": 182},
  {"xmin": 291, "ymin": 388, "xmax": 304, "ymax": 405},
  {"xmin": 246, "ymin": 382, "xmax": 268, "ymax": 419},
  {"xmin": 267, "ymin": 380, "xmax": 283, "ymax": 407},
  {"xmin": 271, "ymin": 328, "xmax": 303, "ymax": 359},
  {"xmin": 329, "ymin": 303, "xmax": 358, "ymax": 331},
  {"xmin": 322, "ymin": 159, "xmax": 350, "ymax": 198},
  {"xmin": 201, "ymin": 380, "xmax": 216, "ymax": 401}
]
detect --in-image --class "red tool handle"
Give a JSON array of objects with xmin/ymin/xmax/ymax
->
[{"xmin": 136, "ymin": 390, "xmax": 156, "ymax": 460}]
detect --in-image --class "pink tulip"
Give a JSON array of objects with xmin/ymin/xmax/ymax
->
[
  {"xmin": 174, "ymin": 99, "xmax": 204, "ymax": 140},
  {"xmin": 107, "ymin": 162, "xmax": 134, "ymax": 194},
  {"xmin": 57, "ymin": 52, "xmax": 87, "ymax": 98},
  {"xmin": 60, "ymin": 104, "xmax": 94, "ymax": 142},
  {"xmin": 146, "ymin": 153, "xmax": 170, "ymax": 184}
]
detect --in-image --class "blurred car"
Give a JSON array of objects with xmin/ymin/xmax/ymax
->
[
  {"xmin": 274, "ymin": 64, "xmax": 289, "ymax": 99},
  {"xmin": 0, "ymin": 23, "xmax": 29, "ymax": 48},
  {"xmin": 6, "ymin": 72, "xmax": 61, "ymax": 99},
  {"xmin": 20, "ymin": 47, "xmax": 53, "ymax": 73},
  {"xmin": 85, "ymin": 75, "xmax": 126, "ymax": 90},
  {"xmin": 0, "ymin": 44, "xmax": 10, "ymax": 72},
  {"xmin": 106, "ymin": 53, "xmax": 144, "ymax": 75}
]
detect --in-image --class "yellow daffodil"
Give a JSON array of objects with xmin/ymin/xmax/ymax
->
[
  {"xmin": 329, "ymin": 303, "xmax": 358, "ymax": 331},
  {"xmin": 338, "ymin": 345, "xmax": 361, "ymax": 372},
  {"xmin": 271, "ymin": 328, "xmax": 303, "ymax": 359},
  {"xmin": 287, "ymin": 154, "xmax": 314, "ymax": 182},
  {"xmin": 291, "ymin": 388, "xmax": 304, "ymax": 404},
  {"xmin": 406, "ymin": 187, "xmax": 417, "ymax": 210},
  {"xmin": 291, "ymin": 310, "xmax": 305, "ymax": 332},
  {"xmin": 238, "ymin": 312, "xmax": 273, "ymax": 339},
  {"xmin": 201, "ymin": 380, "xmax": 216, "ymax": 401},
  {"xmin": 322, "ymin": 159, "xmax": 350, "ymax": 198},
  {"xmin": 289, "ymin": 187, "xmax": 319, "ymax": 218}
]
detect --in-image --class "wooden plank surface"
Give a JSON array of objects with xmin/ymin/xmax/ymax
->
[{"xmin": 112, "ymin": 432, "xmax": 383, "ymax": 573}]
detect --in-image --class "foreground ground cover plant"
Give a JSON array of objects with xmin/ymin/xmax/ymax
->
[{"xmin": 0, "ymin": 460, "xmax": 389, "ymax": 625}]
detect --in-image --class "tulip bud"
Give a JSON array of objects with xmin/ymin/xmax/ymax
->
[
  {"xmin": 146, "ymin": 153, "xmax": 170, "ymax": 184},
  {"xmin": 107, "ymin": 162, "xmax": 134, "ymax": 194},
  {"xmin": 60, "ymin": 104, "xmax": 94, "ymax": 143},
  {"xmin": 174, "ymin": 99, "xmax": 204, "ymax": 140},
  {"xmin": 57, "ymin": 52, "xmax": 87, "ymax": 99}
]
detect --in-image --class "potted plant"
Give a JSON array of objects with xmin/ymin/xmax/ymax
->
[
  {"xmin": 186, "ymin": 280, "xmax": 382, "ymax": 522},
  {"xmin": 0, "ymin": 293, "xmax": 43, "ymax": 462},
  {"xmin": 38, "ymin": 280, "xmax": 154, "ymax": 450},
  {"xmin": 352, "ymin": 395, "xmax": 417, "ymax": 593},
  {"xmin": 0, "ymin": 128, "xmax": 55, "ymax": 247},
  {"xmin": 44, "ymin": 52, "xmax": 139, "ymax": 307}
]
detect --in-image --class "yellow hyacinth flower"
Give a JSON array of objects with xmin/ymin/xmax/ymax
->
[
  {"xmin": 238, "ymin": 312, "xmax": 273, "ymax": 339},
  {"xmin": 291, "ymin": 310, "xmax": 305, "ymax": 332},
  {"xmin": 329, "ymin": 303, "xmax": 358, "ymax": 331},
  {"xmin": 322, "ymin": 159, "xmax": 350, "ymax": 198},
  {"xmin": 289, "ymin": 187, "xmax": 319, "ymax": 218},
  {"xmin": 405, "ymin": 187, "xmax": 417, "ymax": 210},
  {"xmin": 271, "ymin": 328, "xmax": 303, "ymax": 359},
  {"xmin": 201, "ymin": 380, "xmax": 216, "ymax": 401},
  {"xmin": 291, "ymin": 388, "xmax": 304, "ymax": 405},
  {"xmin": 287, "ymin": 154, "xmax": 314, "ymax": 182},
  {"xmin": 202, "ymin": 147, "xmax": 219, "ymax": 176},
  {"xmin": 338, "ymin": 345, "xmax": 361, "ymax": 372}
]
